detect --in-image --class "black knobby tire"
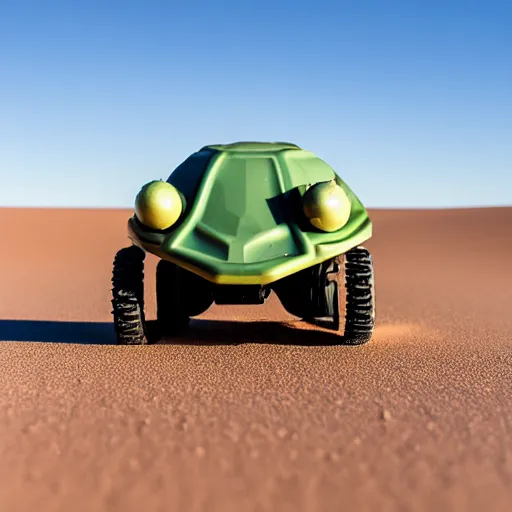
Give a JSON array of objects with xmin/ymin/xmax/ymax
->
[
  {"xmin": 111, "ymin": 245, "xmax": 148, "ymax": 345},
  {"xmin": 343, "ymin": 246, "xmax": 375, "ymax": 344},
  {"xmin": 156, "ymin": 260, "xmax": 192, "ymax": 335}
]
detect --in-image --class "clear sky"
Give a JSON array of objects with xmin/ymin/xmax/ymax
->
[{"xmin": 1, "ymin": 0, "xmax": 510, "ymax": 208}]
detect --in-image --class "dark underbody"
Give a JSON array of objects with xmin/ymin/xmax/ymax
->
[{"xmin": 165, "ymin": 257, "xmax": 342, "ymax": 329}]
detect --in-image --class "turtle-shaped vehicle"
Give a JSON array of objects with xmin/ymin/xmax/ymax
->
[{"xmin": 111, "ymin": 141, "xmax": 375, "ymax": 345}]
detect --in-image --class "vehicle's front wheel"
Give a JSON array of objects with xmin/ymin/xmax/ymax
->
[
  {"xmin": 273, "ymin": 247, "xmax": 376, "ymax": 344},
  {"xmin": 343, "ymin": 246, "xmax": 376, "ymax": 344},
  {"xmin": 111, "ymin": 245, "xmax": 148, "ymax": 345}
]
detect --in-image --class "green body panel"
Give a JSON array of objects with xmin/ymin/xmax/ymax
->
[
  {"xmin": 200, "ymin": 141, "xmax": 301, "ymax": 152},
  {"xmin": 128, "ymin": 142, "xmax": 372, "ymax": 285}
]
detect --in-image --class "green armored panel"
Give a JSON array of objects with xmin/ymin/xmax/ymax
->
[{"xmin": 129, "ymin": 142, "xmax": 372, "ymax": 285}]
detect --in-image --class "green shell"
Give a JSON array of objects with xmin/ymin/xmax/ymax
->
[{"xmin": 128, "ymin": 142, "xmax": 372, "ymax": 285}]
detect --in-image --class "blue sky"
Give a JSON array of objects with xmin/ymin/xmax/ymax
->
[{"xmin": 0, "ymin": 0, "xmax": 510, "ymax": 208}]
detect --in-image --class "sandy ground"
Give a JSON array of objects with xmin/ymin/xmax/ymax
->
[{"xmin": 0, "ymin": 206, "xmax": 511, "ymax": 512}]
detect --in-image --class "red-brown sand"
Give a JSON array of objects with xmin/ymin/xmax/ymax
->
[{"xmin": 0, "ymin": 207, "xmax": 511, "ymax": 512}]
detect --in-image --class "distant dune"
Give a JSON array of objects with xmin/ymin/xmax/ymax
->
[{"xmin": 0, "ymin": 206, "xmax": 511, "ymax": 512}]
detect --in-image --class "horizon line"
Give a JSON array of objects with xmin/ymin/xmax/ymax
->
[{"xmin": 1, "ymin": 204, "xmax": 510, "ymax": 212}]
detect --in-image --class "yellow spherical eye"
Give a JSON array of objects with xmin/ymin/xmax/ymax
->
[
  {"xmin": 135, "ymin": 180, "xmax": 183, "ymax": 230},
  {"xmin": 302, "ymin": 180, "xmax": 351, "ymax": 232}
]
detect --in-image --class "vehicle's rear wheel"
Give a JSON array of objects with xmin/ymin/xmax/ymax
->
[
  {"xmin": 343, "ymin": 246, "xmax": 375, "ymax": 344},
  {"xmin": 111, "ymin": 245, "xmax": 148, "ymax": 345},
  {"xmin": 272, "ymin": 258, "xmax": 340, "ymax": 331},
  {"xmin": 156, "ymin": 260, "xmax": 214, "ymax": 335}
]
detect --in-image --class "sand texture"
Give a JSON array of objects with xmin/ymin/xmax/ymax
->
[{"xmin": 0, "ymin": 206, "xmax": 511, "ymax": 512}]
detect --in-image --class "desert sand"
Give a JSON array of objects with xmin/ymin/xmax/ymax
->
[{"xmin": 0, "ymin": 206, "xmax": 511, "ymax": 512}]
